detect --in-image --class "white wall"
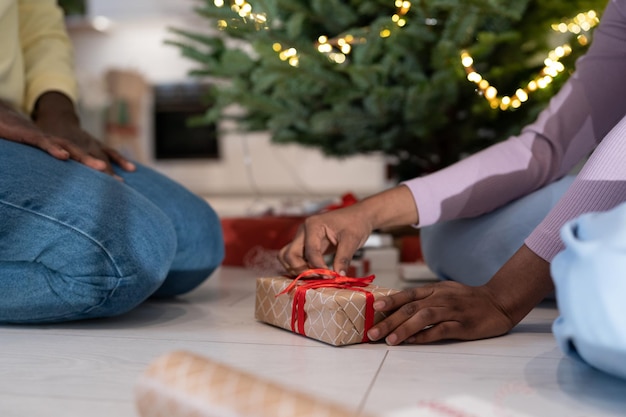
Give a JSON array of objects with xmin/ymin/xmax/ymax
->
[{"xmin": 68, "ymin": 0, "xmax": 388, "ymax": 199}]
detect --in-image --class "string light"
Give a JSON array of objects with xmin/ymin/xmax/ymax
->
[
  {"xmin": 314, "ymin": 1, "xmax": 411, "ymax": 64},
  {"xmin": 213, "ymin": 0, "xmax": 412, "ymax": 67},
  {"xmin": 461, "ymin": 10, "xmax": 599, "ymax": 110},
  {"xmin": 214, "ymin": 0, "xmax": 268, "ymax": 33},
  {"xmin": 211, "ymin": 1, "xmax": 598, "ymax": 111}
]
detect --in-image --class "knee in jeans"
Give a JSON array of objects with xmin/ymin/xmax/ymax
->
[
  {"xmin": 151, "ymin": 268, "xmax": 216, "ymax": 298},
  {"xmin": 150, "ymin": 203, "xmax": 224, "ymax": 298},
  {"xmin": 101, "ymin": 272, "xmax": 167, "ymax": 317},
  {"xmin": 54, "ymin": 258, "xmax": 173, "ymax": 320},
  {"xmin": 420, "ymin": 224, "xmax": 450, "ymax": 278},
  {"xmin": 186, "ymin": 202, "xmax": 225, "ymax": 269},
  {"xmin": 85, "ymin": 231, "xmax": 177, "ymax": 318}
]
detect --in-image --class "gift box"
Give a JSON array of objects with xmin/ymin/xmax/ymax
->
[
  {"xmin": 346, "ymin": 258, "xmax": 370, "ymax": 277},
  {"xmin": 220, "ymin": 194, "xmax": 361, "ymax": 267},
  {"xmin": 255, "ymin": 270, "xmax": 398, "ymax": 346},
  {"xmin": 397, "ymin": 235, "xmax": 424, "ymax": 262},
  {"xmin": 362, "ymin": 247, "xmax": 400, "ymax": 271},
  {"xmin": 221, "ymin": 216, "xmax": 305, "ymax": 267}
]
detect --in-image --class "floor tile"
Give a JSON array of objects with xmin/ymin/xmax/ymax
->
[
  {"xmin": 365, "ymin": 349, "xmax": 626, "ymax": 417},
  {"xmin": 1, "ymin": 266, "xmax": 623, "ymax": 417}
]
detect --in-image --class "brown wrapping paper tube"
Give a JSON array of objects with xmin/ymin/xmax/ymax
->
[{"xmin": 135, "ymin": 350, "xmax": 379, "ymax": 417}]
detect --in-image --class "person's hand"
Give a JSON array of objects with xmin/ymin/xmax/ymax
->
[
  {"xmin": 33, "ymin": 92, "xmax": 135, "ymax": 179},
  {"xmin": 0, "ymin": 93, "xmax": 135, "ymax": 179},
  {"xmin": 368, "ymin": 245, "xmax": 555, "ymax": 345},
  {"xmin": 278, "ymin": 186, "xmax": 419, "ymax": 276},
  {"xmin": 278, "ymin": 205, "xmax": 374, "ymax": 276},
  {"xmin": 366, "ymin": 281, "xmax": 516, "ymax": 345},
  {"xmin": 34, "ymin": 113, "xmax": 135, "ymax": 179}
]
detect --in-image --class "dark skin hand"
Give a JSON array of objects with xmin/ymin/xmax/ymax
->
[
  {"xmin": 367, "ymin": 244, "xmax": 554, "ymax": 345},
  {"xmin": 279, "ymin": 186, "xmax": 418, "ymax": 276},
  {"xmin": 278, "ymin": 185, "xmax": 555, "ymax": 345},
  {"xmin": 0, "ymin": 91, "xmax": 135, "ymax": 179}
]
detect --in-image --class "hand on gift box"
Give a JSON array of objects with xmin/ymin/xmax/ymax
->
[
  {"xmin": 278, "ymin": 203, "xmax": 374, "ymax": 276},
  {"xmin": 222, "ymin": 192, "xmax": 363, "ymax": 269},
  {"xmin": 366, "ymin": 280, "xmax": 515, "ymax": 345},
  {"xmin": 278, "ymin": 185, "xmax": 541, "ymax": 345},
  {"xmin": 366, "ymin": 243, "xmax": 553, "ymax": 344},
  {"xmin": 278, "ymin": 187, "xmax": 416, "ymax": 276}
]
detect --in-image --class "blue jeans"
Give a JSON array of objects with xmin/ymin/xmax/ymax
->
[
  {"xmin": 420, "ymin": 175, "xmax": 575, "ymax": 286},
  {"xmin": 0, "ymin": 139, "xmax": 224, "ymax": 323}
]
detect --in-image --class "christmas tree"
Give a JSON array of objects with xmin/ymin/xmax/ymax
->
[
  {"xmin": 57, "ymin": 0, "xmax": 87, "ymax": 16},
  {"xmin": 168, "ymin": 0, "xmax": 604, "ymax": 180}
]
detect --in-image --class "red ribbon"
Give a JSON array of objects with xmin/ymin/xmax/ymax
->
[{"xmin": 277, "ymin": 269, "xmax": 377, "ymax": 343}]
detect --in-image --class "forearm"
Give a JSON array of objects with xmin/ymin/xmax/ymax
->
[
  {"xmin": 32, "ymin": 91, "xmax": 79, "ymax": 123},
  {"xmin": 357, "ymin": 185, "xmax": 419, "ymax": 230},
  {"xmin": 526, "ymin": 114, "xmax": 626, "ymax": 261},
  {"xmin": 485, "ymin": 244, "xmax": 554, "ymax": 326},
  {"xmin": 18, "ymin": 0, "xmax": 78, "ymax": 114}
]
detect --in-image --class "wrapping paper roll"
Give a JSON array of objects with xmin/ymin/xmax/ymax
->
[{"xmin": 135, "ymin": 350, "xmax": 378, "ymax": 417}]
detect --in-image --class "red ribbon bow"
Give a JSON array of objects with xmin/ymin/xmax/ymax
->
[{"xmin": 277, "ymin": 268, "xmax": 377, "ymax": 343}]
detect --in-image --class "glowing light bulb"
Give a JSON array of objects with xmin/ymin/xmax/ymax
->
[
  {"xmin": 462, "ymin": 56, "xmax": 474, "ymax": 67},
  {"xmin": 485, "ymin": 86, "xmax": 497, "ymax": 100},
  {"xmin": 515, "ymin": 89, "xmax": 528, "ymax": 102},
  {"xmin": 467, "ymin": 72, "xmax": 481, "ymax": 83}
]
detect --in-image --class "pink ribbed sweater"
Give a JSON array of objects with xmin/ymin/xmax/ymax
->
[{"xmin": 403, "ymin": 0, "xmax": 626, "ymax": 261}]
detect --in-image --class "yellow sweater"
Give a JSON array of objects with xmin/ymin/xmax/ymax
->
[{"xmin": 0, "ymin": 0, "xmax": 78, "ymax": 114}]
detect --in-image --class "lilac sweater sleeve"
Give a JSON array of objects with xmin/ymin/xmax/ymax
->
[{"xmin": 402, "ymin": 0, "xmax": 626, "ymax": 261}]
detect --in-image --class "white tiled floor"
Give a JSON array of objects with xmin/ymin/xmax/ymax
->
[{"xmin": 1, "ymin": 267, "xmax": 625, "ymax": 417}]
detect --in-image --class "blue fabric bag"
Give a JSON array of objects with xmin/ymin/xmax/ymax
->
[{"xmin": 551, "ymin": 201, "xmax": 626, "ymax": 380}]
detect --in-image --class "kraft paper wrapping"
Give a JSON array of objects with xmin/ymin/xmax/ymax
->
[
  {"xmin": 255, "ymin": 276, "xmax": 398, "ymax": 346},
  {"xmin": 135, "ymin": 350, "xmax": 376, "ymax": 417}
]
